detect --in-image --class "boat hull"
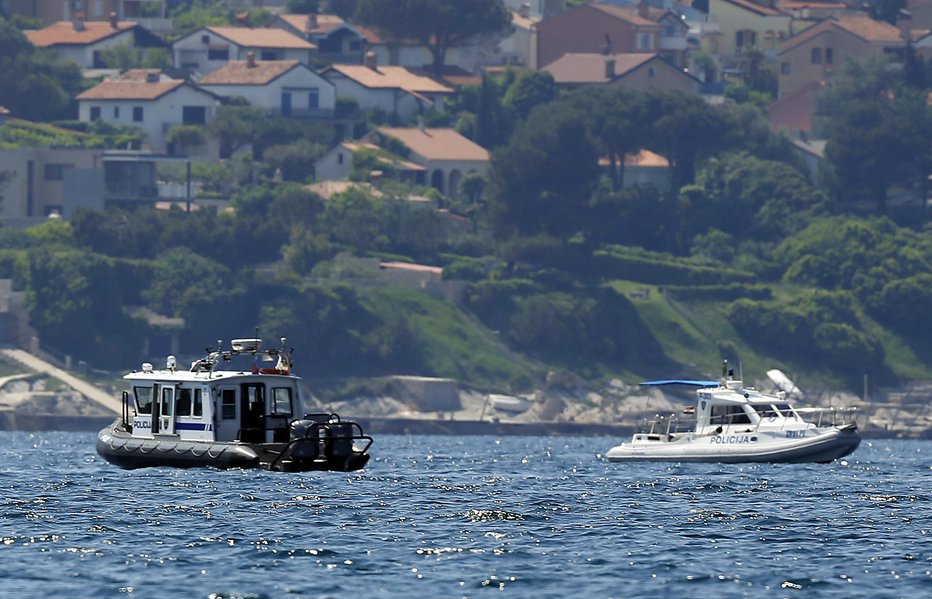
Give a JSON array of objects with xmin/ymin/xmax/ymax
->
[
  {"xmin": 605, "ymin": 425, "xmax": 860, "ymax": 464},
  {"xmin": 96, "ymin": 419, "xmax": 370, "ymax": 472}
]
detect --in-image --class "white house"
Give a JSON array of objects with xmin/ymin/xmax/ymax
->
[
  {"xmin": 370, "ymin": 127, "xmax": 491, "ymax": 196},
  {"xmin": 76, "ymin": 69, "xmax": 219, "ymax": 153},
  {"xmin": 24, "ymin": 13, "xmax": 167, "ymax": 69},
  {"xmin": 320, "ymin": 53, "xmax": 454, "ymax": 122},
  {"xmin": 172, "ymin": 25, "xmax": 316, "ymax": 76},
  {"xmin": 197, "ymin": 56, "xmax": 336, "ymax": 118},
  {"xmin": 271, "ymin": 13, "xmax": 366, "ymax": 63},
  {"xmin": 314, "ymin": 140, "xmax": 427, "ymax": 185}
]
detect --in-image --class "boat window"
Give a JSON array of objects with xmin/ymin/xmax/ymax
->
[
  {"xmin": 271, "ymin": 387, "xmax": 293, "ymax": 416},
  {"xmin": 221, "ymin": 389, "xmax": 236, "ymax": 419},
  {"xmin": 756, "ymin": 404, "xmax": 781, "ymax": 418},
  {"xmin": 134, "ymin": 386, "xmax": 153, "ymax": 414},
  {"xmin": 709, "ymin": 404, "xmax": 752, "ymax": 425},
  {"xmin": 161, "ymin": 387, "xmax": 174, "ymax": 416},
  {"xmin": 775, "ymin": 403, "xmax": 796, "ymax": 419},
  {"xmin": 193, "ymin": 389, "xmax": 203, "ymax": 417},
  {"xmin": 176, "ymin": 388, "xmax": 192, "ymax": 416}
]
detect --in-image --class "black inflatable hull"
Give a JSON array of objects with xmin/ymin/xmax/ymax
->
[{"xmin": 96, "ymin": 420, "xmax": 370, "ymax": 472}]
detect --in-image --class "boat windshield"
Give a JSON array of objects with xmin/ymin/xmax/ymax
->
[
  {"xmin": 774, "ymin": 403, "xmax": 797, "ymax": 420},
  {"xmin": 133, "ymin": 386, "xmax": 153, "ymax": 414},
  {"xmin": 753, "ymin": 404, "xmax": 781, "ymax": 418},
  {"xmin": 709, "ymin": 404, "xmax": 752, "ymax": 425}
]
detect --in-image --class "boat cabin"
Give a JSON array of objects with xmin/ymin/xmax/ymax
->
[
  {"xmin": 694, "ymin": 380, "xmax": 802, "ymax": 434},
  {"xmin": 123, "ymin": 339, "xmax": 300, "ymax": 444}
]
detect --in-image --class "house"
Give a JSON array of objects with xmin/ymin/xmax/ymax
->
[
  {"xmin": 76, "ymin": 69, "xmax": 219, "ymax": 154},
  {"xmin": 23, "ymin": 12, "xmax": 167, "ymax": 69},
  {"xmin": 314, "ymin": 141, "xmax": 428, "ymax": 187},
  {"xmin": 172, "ymin": 26, "xmax": 316, "ymax": 76},
  {"xmin": 543, "ymin": 52, "xmax": 700, "ymax": 93},
  {"xmin": 1, "ymin": 1, "xmax": 166, "ymax": 26},
  {"xmin": 270, "ymin": 13, "xmax": 366, "ymax": 63},
  {"xmin": 533, "ymin": 1, "xmax": 688, "ymax": 69},
  {"xmin": 777, "ymin": 13, "xmax": 908, "ymax": 99},
  {"xmin": 197, "ymin": 55, "xmax": 336, "ymax": 119},
  {"xmin": 0, "ymin": 145, "xmax": 105, "ymax": 222},
  {"xmin": 767, "ymin": 79, "xmax": 825, "ymax": 135},
  {"xmin": 498, "ymin": 8, "xmax": 540, "ymax": 67},
  {"xmin": 320, "ymin": 53, "xmax": 454, "ymax": 122},
  {"xmin": 600, "ymin": 149, "xmax": 674, "ymax": 190},
  {"xmin": 371, "ymin": 127, "xmax": 491, "ymax": 196},
  {"xmin": 708, "ymin": 0, "xmax": 792, "ymax": 63},
  {"xmin": 907, "ymin": 0, "xmax": 932, "ymax": 30},
  {"xmin": 790, "ymin": 137, "xmax": 827, "ymax": 183}
]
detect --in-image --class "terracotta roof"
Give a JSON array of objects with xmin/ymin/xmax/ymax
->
[
  {"xmin": 776, "ymin": 1, "xmax": 848, "ymax": 9},
  {"xmin": 544, "ymin": 52, "xmax": 658, "ymax": 84},
  {"xmin": 376, "ymin": 128, "xmax": 490, "ymax": 162},
  {"xmin": 598, "ymin": 149, "xmax": 670, "ymax": 168},
  {"xmin": 780, "ymin": 13, "xmax": 906, "ymax": 52},
  {"xmin": 76, "ymin": 70, "xmax": 186, "ymax": 100},
  {"xmin": 590, "ymin": 3, "xmax": 658, "ymax": 27},
  {"xmin": 327, "ymin": 64, "xmax": 453, "ymax": 94},
  {"xmin": 24, "ymin": 20, "xmax": 137, "ymax": 47},
  {"xmin": 343, "ymin": 141, "xmax": 427, "ymax": 172},
  {"xmin": 198, "ymin": 60, "xmax": 301, "ymax": 85},
  {"xmin": 510, "ymin": 10, "xmax": 540, "ymax": 30},
  {"xmin": 768, "ymin": 80, "xmax": 826, "ymax": 133},
  {"xmin": 206, "ymin": 26, "xmax": 316, "ymax": 50},
  {"xmin": 380, "ymin": 261, "xmax": 443, "ymax": 275},
  {"xmin": 718, "ymin": 0, "xmax": 785, "ymax": 16},
  {"xmin": 410, "ymin": 65, "xmax": 482, "ymax": 88},
  {"xmin": 277, "ymin": 13, "xmax": 346, "ymax": 36},
  {"xmin": 354, "ymin": 24, "xmax": 422, "ymax": 46}
]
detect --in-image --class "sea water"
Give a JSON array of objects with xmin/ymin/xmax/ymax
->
[{"xmin": 0, "ymin": 432, "xmax": 928, "ymax": 598}]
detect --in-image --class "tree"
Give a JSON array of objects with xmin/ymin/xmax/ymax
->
[
  {"xmin": 503, "ymin": 69, "xmax": 556, "ymax": 121},
  {"xmin": 287, "ymin": 0, "xmax": 320, "ymax": 13},
  {"xmin": 354, "ymin": 0, "xmax": 511, "ymax": 76},
  {"xmin": 817, "ymin": 55, "xmax": 932, "ymax": 211}
]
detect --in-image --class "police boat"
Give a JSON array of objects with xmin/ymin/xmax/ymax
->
[
  {"xmin": 605, "ymin": 362, "xmax": 860, "ymax": 463},
  {"xmin": 96, "ymin": 338, "xmax": 372, "ymax": 472}
]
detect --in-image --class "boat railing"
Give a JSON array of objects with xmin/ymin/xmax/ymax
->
[
  {"xmin": 794, "ymin": 406, "xmax": 858, "ymax": 428},
  {"xmin": 640, "ymin": 413, "xmax": 695, "ymax": 437}
]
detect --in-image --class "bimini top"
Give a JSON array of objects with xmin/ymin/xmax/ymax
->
[{"xmin": 640, "ymin": 379, "xmax": 720, "ymax": 387}]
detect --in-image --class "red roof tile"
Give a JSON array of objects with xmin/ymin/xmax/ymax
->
[
  {"xmin": 327, "ymin": 64, "xmax": 453, "ymax": 94},
  {"xmin": 207, "ymin": 26, "xmax": 316, "ymax": 50},
  {"xmin": 544, "ymin": 52, "xmax": 658, "ymax": 84},
  {"xmin": 198, "ymin": 60, "xmax": 301, "ymax": 85},
  {"xmin": 76, "ymin": 70, "xmax": 186, "ymax": 100},
  {"xmin": 376, "ymin": 127, "xmax": 490, "ymax": 162},
  {"xmin": 24, "ymin": 20, "xmax": 137, "ymax": 47}
]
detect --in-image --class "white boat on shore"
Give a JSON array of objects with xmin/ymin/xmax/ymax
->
[
  {"xmin": 96, "ymin": 338, "xmax": 372, "ymax": 472},
  {"xmin": 605, "ymin": 363, "xmax": 860, "ymax": 463}
]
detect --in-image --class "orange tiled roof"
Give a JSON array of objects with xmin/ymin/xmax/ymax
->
[
  {"xmin": 207, "ymin": 26, "xmax": 316, "ymax": 50},
  {"xmin": 277, "ymin": 13, "xmax": 346, "ymax": 36},
  {"xmin": 354, "ymin": 24, "xmax": 423, "ymax": 46},
  {"xmin": 591, "ymin": 3, "xmax": 658, "ymax": 27},
  {"xmin": 327, "ymin": 64, "xmax": 453, "ymax": 94},
  {"xmin": 544, "ymin": 52, "xmax": 657, "ymax": 83},
  {"xmin": 377, "ymin": 127, "xmax": 490, "ymax": 162},
  {"xmin": 780, "ymin": 13, "xmax": 906, "ymax": 52},
  {"xmin": 198, "ymin": 60, "xmax": 301, "ymax": 85},
  {"xmin": 342, "ymin": 141, "xmax": 427, "ymax": 172},
  {"xmin": 718, "ymin": 0, "xmax": 785, "ymax": 16},
  {"xmin": 24, "ymin": 20, "xmax": 137, "ymax": 47},
  {"xmin": 76, "ymin": 70, "xmax": 186, "ymax": 100}
]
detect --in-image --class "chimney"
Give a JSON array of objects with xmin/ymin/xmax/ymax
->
[
  {"xmin": 145, "ymin": 71, "xmax": 159, "ymax": 83},
  {"xmin": 308, "ymin": 14, "xmax": 318, "ymax": 31},
  {"xmin": 898, "ymin": 9, "xmax": 912, "ymax": 41},
  {"xmin": 605, "ymin": 59, "xmax": 615, "ymax": 79},
  {"xmin": 236, "ymin": 12, "xmax": 249, "ymax": 27},
  {"xmin": 364, "ymin": 51, "xmax": 378, "ymax": 70},
  {"xmin": 247, "ymin": 51, "xmax": 256, "ymax": 68},
  {"xmin": 72, "ymin": 11, "xmax": 86, "ymax": 32},
  {"xmin": 110, "ymin": 11, "xmax": 118, "ymax": 29},
  {"xmin": 638, "ymin": 0, "xmax": 649, "ymax": 19}
]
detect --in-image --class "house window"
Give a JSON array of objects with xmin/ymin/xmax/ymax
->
[
  {"xmin": 781, "ymin": 62, "xmax": 790, "ymax": 75},
  {"xmin": 43, "ymin": 164, "xmax": 69, "ymax": 181},
  {"xmin": 638, "ymin": 33, "xmax": 652, "ymax": 51},
  {"xmin": 90, "ymin": 106, "xmax": 101, "ymax": 120},
  {"xmin": 811, "ymin": 47, "xmax": 822, "ymax": 64},
  {"xmin": 261, "ymin": 49, "xmax": 277, "ymax": 60},
  {"xmin": 648, "ymin": 67, "xmax": 656, "ymax": 77},
  {"xmin": 309, "ymin": 88, "xmax": 319, "ymax": 109},
  {"xmin": 133, "ymin": 106, "xmax": 144, "ymax": 122},
  {"xmin": 182, "ymin": 106, "xmax": 207, "ymax": 125},
  {"xmin": 338, "ymin": 152, "xmax": 344, "ymax": 165},
  {"xmin": 207, "ymin": 47, "xmax": 229, "ymax": 60},
  {"xmin": 201, "ymin": 34, "xmax": 210, "ymax": 44},
  {"xmin": 113, "ymin": 106, "xmax": 120, "ymax": 119},
  {"xmin": 736, "ymin": 30, "xmax": 756, "ymax": 48},
  {"xmin": 825, "ymin": 48, "xmax": 833, "ymax": 64}
]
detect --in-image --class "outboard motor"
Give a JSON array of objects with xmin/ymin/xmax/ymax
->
[{"xmin": 288, "ymin": 418, "xmax": 322, "ymax": 460}]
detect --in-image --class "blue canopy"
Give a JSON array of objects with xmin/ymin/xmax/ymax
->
[{"xmin": 639, "ymin": 379, "xmax": 720, "ymax": 387}]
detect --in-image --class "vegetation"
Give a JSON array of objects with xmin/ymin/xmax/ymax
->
[{"xmin": 0, "ymin": 3, "xmax": 929, "ymax": 395}]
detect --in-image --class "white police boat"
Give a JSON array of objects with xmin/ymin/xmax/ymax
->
[
  {"xmin": 96, "ymin": 338, "xmax": 372, "ymax": 472},
  {"xmin": 605, "ymin": 363, "xmax": 860, "ymax": 463}
]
